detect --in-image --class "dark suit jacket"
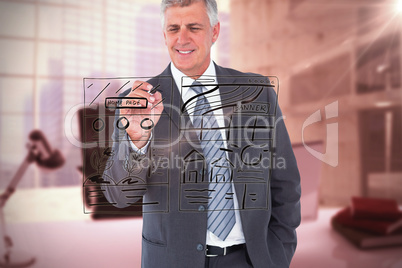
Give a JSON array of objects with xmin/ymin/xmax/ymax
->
[{"xmin": 102, "ymin": 63, "xmax": 301, "ymax": 268}]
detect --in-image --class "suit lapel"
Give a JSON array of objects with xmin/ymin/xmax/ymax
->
[
  {"xmin": 215, "ymin": 64, "xmax": 237, "ymax": 126},
  {"xmin": 214, "ymin": 64, "xmax": 243, "ymax": 159},
  {"xmin": 155, "ymin": 64, "xmax": 179, "ymax": 129},
  {"xmin": 155, "ymin": 64, "xmax": 200, "ymax": 149}
]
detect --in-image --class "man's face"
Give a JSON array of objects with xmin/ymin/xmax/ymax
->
[{"xmin": 163, "ymin": 1, "xmax": 220, "ymax": 78}]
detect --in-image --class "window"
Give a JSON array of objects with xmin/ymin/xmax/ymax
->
[
  {"xmin": 356, "ymin": 33, "xmax": 401, "ymax": 94},
  {"xmin": 0, "ymin": 0, "xmax": 230, "ymax": 189}
]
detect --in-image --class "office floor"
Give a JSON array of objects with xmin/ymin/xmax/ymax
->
[
  {"xmin": 2, "ymin": 219, "xmax": 143, "ymax": 268},
  {"xmin": 291, "ymin": 208, "xmax": 402, "ymax": 268},
  {"xmin": 2, "ymin": 187, "xmax": 143, "ymax": 268},
  {"xmin": 2, "ymin": 188, "xmax": 402, "ymax": 268}
]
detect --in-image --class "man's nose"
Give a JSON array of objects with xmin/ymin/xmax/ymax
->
[{"xmin": 177, "ymin": 28, "xmax": 190, "ymax": 45}]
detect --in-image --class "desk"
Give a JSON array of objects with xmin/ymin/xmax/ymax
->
[{"xmin": 291, "ymin": 208, "xmax": 402, "ymax": 268}]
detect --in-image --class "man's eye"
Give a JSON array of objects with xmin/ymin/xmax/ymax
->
[
  {"xmin": 168, "ymin": 28, "xmax": 179, "ymax": 32},
  {"xmin": 191, "ymin": 27, "xmax": 200, "ymax": 31}
]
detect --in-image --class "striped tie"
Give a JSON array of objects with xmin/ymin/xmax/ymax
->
[{"xmin": 191, "ymin": 81, "xmax": 236, "ymax": 241}]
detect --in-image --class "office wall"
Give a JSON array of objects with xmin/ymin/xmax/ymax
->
[{"xmin": 230, "ymin": 0, "xmax": 402, "ymax": 205}]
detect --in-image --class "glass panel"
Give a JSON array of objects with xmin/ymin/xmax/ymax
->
[
  {"xmin": 0, "ymin": 40, "xmax": 35, "ymax": 75},
  {"xmin": 0, "ymin": 114, "xmax": 34, "ymax": 189},
  {"xmin": 38, "ymin": 5, "xmax": 63, "ymax": 40},
  {"xmin": 37, "ymin": 42, "xmax": 64, "ymax": 77},
  {"xmin": 0, "ymin": 1, "xmax": 35, "ymax": 38},
  {"xmin": 0, "ymin": 78, "xmax": 33, "ymax": 114}
]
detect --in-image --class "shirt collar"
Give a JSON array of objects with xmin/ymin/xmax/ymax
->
[{"xmin": 170, "ymin": 59, "xmax": 217, "ymax": 92}]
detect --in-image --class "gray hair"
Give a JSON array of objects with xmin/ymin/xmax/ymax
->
[{"xmin": 160, "ymin": 0, "xmax": 219, "ymax": 27}]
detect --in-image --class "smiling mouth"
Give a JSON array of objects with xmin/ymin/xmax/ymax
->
[{"xmin": 177, "ymin": 50, "xmax": 194, "ymax": 54}]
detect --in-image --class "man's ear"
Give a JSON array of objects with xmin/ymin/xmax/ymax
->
[
  {"xmin": 212, "ymin": 22, "xmax": 220, "ymax": 44},
  {"xmin": 163, "ymin": 30, "xmax": 167, "ymax": 46}
]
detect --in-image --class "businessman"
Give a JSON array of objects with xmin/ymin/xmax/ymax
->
[{"xmin": 102, "ymin": 0, "xmax": 301, "ymax": 267}]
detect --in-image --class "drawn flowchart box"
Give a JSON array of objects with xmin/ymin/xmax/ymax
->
[
  {"xmin": 178, "ymin": 76, "xmax": 279, "ymax": 212},
  {"xmin": 82, "ymin": 75, "xmax": 279, "ymax": 214},
  {"xmin": 82, "ymin": 77, "xmax": 173, "ymax": 214}
]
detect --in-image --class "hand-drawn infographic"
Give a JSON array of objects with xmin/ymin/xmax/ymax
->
[
  {"xmin": 82, "ymin": 76, "xmax": 279, "ymax": 214},
  {"xmin": 178, "ymin": 76, "xmax": 278, "ymax": 212},
  {"xmin": 82, "ymin": 77, "xmax": 173, "ymax": 214}
]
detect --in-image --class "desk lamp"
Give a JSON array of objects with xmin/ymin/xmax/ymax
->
[{"xmin": 0, "ymin": 130, "xmax": 64, "ymax": 267}]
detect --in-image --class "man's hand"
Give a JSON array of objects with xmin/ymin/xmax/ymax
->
[{"xmin": 119, "ymin": 81, "xmax": 164, "ymax": 149}]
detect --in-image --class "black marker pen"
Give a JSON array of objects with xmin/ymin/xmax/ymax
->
[{"xmin": 148, "ymin": 85, "xmax": 160, "ymax": 95}]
